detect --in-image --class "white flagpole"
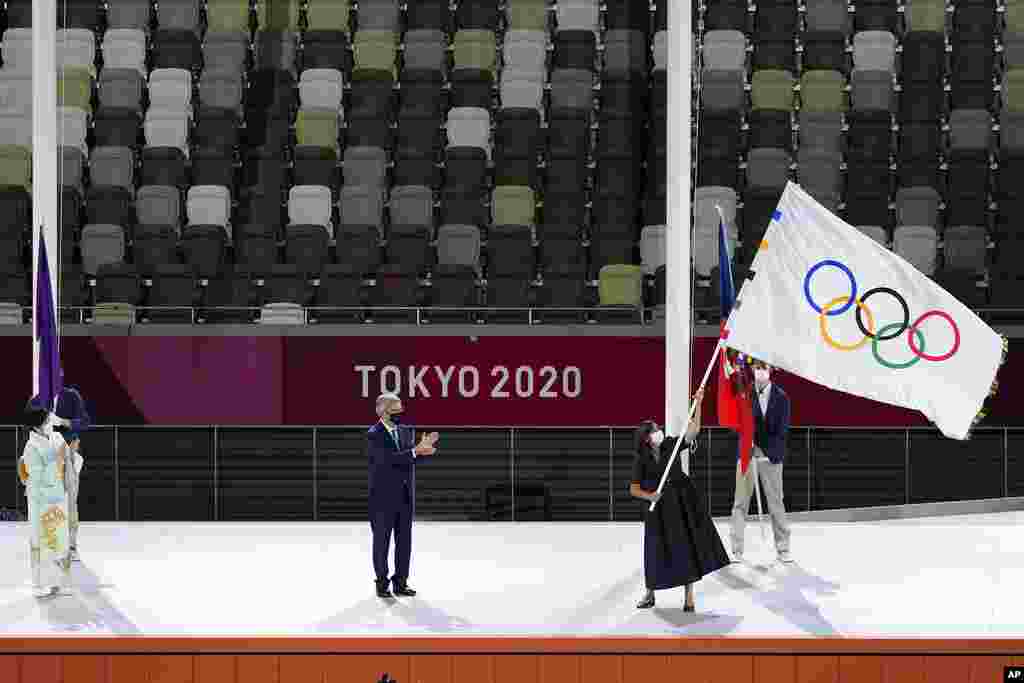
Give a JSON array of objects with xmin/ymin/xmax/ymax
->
[
  {"xmin": 33, "ymin": 0, "xmax": 59, "ymax": 400},
  {"xmin": 664, "ymin": 0, "xmax": 693, "ymax": 462}
]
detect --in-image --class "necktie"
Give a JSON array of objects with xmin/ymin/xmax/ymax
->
[{"xmin": 389, "ymin": 427, "xmax": 400, "ymax": 450}]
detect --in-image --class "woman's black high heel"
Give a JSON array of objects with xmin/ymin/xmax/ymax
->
[{"xmin": 636, "ymin": 591, "xmax": 655, "ymax": 609}]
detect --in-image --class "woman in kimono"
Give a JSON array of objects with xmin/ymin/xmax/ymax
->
[
  {"xmin": 18, "ymin": 399, "xmax": 72, "ymax": 597},
  {"xmin": 630, "ymin": 388, "xmax": 730, "ymax": 610}
]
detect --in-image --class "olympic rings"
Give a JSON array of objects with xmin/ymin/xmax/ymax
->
[
  {"xmin": 908, "ymin": 310, "xmax": 960, "ymax": 362},
  {"xmin": 803, "ymin": 259, "xmax": 960, "ymax": 365},
  {"xmin": 820, "ymin": 296, "xmax": 875, "ymax": 351},
  {"xmin": 856, "ymin": 287, "xmax": 909, "ymax": 341},
  {"xmin": 873, "ymin": 322, "xmax": 925, "ymax": 369},
  {"xmin": 804, "ymin": 260, "xmax": 857, "ymax": 316}
]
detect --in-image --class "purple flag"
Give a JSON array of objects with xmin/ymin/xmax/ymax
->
[{"xmin": 34, "ymin": 227, "xmax": 62, "ymax": 411}]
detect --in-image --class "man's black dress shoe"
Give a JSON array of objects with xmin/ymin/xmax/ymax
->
[
  {"xmin": 376, "ymin": 582, "xmax": 394, "ymax": 598},
  {"xmin": 392, "ymin": 583, "xmax": 417, "ymax": 597}
]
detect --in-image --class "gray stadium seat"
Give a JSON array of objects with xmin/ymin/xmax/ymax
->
[
  {"xmin": 390, "ymin": 186, "xmax": 434, "ymax": 227},
  {"xmin": 344, "ymin": 147, "xmax": 389, "ymax": 188},
  {"xmin": 81, "ymin": 224, "xmax": 127, "ymax": 275},
  {"xmin": 702, "ymin": 30, "xmax": 747, "ymax": 72},
  {"xmin": 851, "ymin": 70, "xmax": 894, "ymax": 112},
  {"xmin": 746, "ymin": 148, "xmax": 792, "ymax": 189},
  {"xmin": 90, "ymin": 146, "xmax": 135, "ymax": 193},
  {"xmin": 893, "ymin": 225, "xmax": 938, "ymax": 275},
  {"xmin": 137, "ymin": 185, "xmax": 182, "ymax": 229},
  {"xmin": 437, "ymin": 224, "xmax": 482, "ymax": 271},
  {"xmin": 339, "ymin": 186, "xmax": 385, "ymax": 228},
  {"xmin": 943, "ymin": 225, "xmax": 988, "ymax": 273},
  {"xmin": 895, "ymin": 187, "xmax": 941, "ymax": 228}
]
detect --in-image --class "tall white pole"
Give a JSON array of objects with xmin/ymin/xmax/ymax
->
[
  {"xmin": 32, "ymin": 0, "xmax": 60, "ymax": 398},
  {"xmin": 664, "ymin": 0, "xmax": 693, "ymax": 456}
]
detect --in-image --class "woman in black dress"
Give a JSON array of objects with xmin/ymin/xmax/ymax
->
[{"xmin": 630, "ymin": 389, "xmax": 731, "ymax": 610}]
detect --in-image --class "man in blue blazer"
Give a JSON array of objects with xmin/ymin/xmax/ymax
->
[
  {"xmin": 368, "ymin": 392, "xmax": 439, "ymax": 598},
  {"xmin": 730, "ymin": 359, "xmax": 794, "ymax": 564},
  {"xmin": 53, "ymin": 386, "xmax": 92, "ymax": 562}
]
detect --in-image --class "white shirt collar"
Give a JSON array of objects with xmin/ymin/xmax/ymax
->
[{"xmin": 757, "ymin": 382, "xmax": 772, "ymax": 412}]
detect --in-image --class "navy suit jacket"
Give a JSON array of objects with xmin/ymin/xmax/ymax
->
[
  {"xmin": 746, "ymin": 384, "xmax": 791, "ymax": 465},
  {"xmin": 367, "ymin": 421, "xmax": 419, "ymax": 512}
]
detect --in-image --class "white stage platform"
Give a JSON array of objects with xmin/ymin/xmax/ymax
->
[{"xmin": 0, "ymin": 513, "xmax": 1021, "ymax": 638}]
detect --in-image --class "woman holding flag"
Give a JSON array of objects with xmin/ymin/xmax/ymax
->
[{"xmin": 629, "ymin": 388, "xmax": 730, "ymax": 610}]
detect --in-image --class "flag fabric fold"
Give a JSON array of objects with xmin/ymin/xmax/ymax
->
[
  {"xmin": 715, "ymin": 213, "xmax": 755, "ymax": 472},
  {"xmin": 724, "ymin": 182, "xmax": 1003, "ymax": 440},
  {"xmin": 35, "ymin": 227, "xmax": 62, "ymax": 411}
]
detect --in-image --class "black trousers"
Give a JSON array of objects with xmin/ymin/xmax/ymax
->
[{"xmin": 370, "ymin": 495, "xmax": 413, "ymax": 584}]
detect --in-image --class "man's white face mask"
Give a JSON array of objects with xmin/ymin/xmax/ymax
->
[
  {"xmin": 754, "ymin": 368, "xmax": 771, "ymax": 386},
  {"xmin": 650, "ymin": 430, "xmax": 665, "ymax": 448}
]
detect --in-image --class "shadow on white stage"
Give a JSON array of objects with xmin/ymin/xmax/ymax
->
[{"xmin": 0, "ymin": 513, "xmax": 1021, "ymax": 637}]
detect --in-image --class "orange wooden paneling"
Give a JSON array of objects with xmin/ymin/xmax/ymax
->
[
  {"xmin": 195, "ymin": 655, "xmax": 236, "ymax": 683},
  {"xmin": 580, "ymin": 655, "xmax": 623, "ymax": 683},
  {"xmin": 22, "ymin": 655, "xmax": 63, "ymax": 683},
  {"xmin": 622, "ymin": 654, "xmax": 671, "ymax": 681},
  {"xmin": 538, "ymin": 654, "xmax": 579, "ymax": 683},
  {"xmin": 839, "ymin": 655, "xmax": 884, "ymax": 683},
  {"xmin": 923, "ymin": 656, "xmax": 972, "ymax": 683},
  {"xmin": 880, "ymin": 656, "xmax": 925, "ymax": 683},
  {"xmin": 324, "ymin": 654, "xmax": 411, "ymax": 683},
  {"xmin": 452, "ymin": 654, "xmax": 493, "ymax": 683},
  {"xmin": 4, "ymin": 636, "xmax": 1024, "ymax": 655},
  {"xmin": 279, "ymin": 654, "xmax": 326, "ymax": 683},
  {"xmin": 0, "ymin": 656, "xmax": 20, "ymax": 683},
  {"xmin": 63, "ymin": 655, "xmax": 110, "ymax": 683},
  {"xmin": 756, "ymin": 655, "xmax": 797, "ymax": 682},
  {"xmin": 150, "ymin": 655, "xmax": 194, "ymax": 683},
  {"xmin": 493, "ymin": 655, "xmax": 539, "ymax": 683},
  {"xmin": 409, "ymin": 654, "xmax": 452, "ymax": 683},
  {"xmin": 968, "ymin": 656, "xmax": 1014, "ymax": 683},
  {"xmin": 109, "ymin": 655, "xmax": 153, "ymax": 683},
  {"xmin": 237, "ymin": 654, "xmax": 280, "ymax": 683},
  {"xmin": 5, "ymin": 638, "xmax": 1024, "ymax": 683},
  {"xmin": 797, "ymin": 655, "xmax": 839, "ymax": 683},
  {"xmin": 686, "ymin": 655, "xmax": 754, "ymax": 683}
]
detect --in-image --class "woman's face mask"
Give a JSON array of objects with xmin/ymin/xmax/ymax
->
[{"xmin": 649, "ymin": 430, "xmax": 665, "ymax": 448}]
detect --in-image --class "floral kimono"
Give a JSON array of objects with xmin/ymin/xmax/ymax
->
[{"xmin": 19, "ymin": 428, "xmax": 71, "ymax": 593}]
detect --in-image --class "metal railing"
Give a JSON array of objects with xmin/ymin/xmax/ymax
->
[
  {"xmin": 6, "ymin": 425, "xmax": 1019, "ymax": 523},
  {"xmin": 21, "ymin": 305, "xmax": 653, "ymax": 326}
]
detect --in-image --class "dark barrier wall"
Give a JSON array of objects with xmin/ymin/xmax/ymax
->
[
  {"xmin": 0, "ymin": 336, "xmax": 1019, "ymax": 427},
  {"xmin": 5, "ymin": 426, "xmax": 1021, "ymax": 523}
]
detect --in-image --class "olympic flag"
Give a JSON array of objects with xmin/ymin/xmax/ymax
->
[{"xmin": 724, "ymin": 182, "xmax": 1004, "ymax": 440}]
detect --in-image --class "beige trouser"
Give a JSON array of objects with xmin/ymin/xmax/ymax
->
[
  {"xmin": 66, "ymin": 466, "xmax": 80, "ymax": 549},
  {"xmin": 730, "ymin": 447, "xmax": 790, "ymax": 556}
]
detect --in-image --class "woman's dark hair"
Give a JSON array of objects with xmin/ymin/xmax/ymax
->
[
  {"xmin": 23, "ymin": 399, "xmax": 48, "ymax": 430},
  {"xmin": 634, "ymin": 420, "xmax": 657, "ymax": 454}
]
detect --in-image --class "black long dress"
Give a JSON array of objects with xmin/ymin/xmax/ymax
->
[{"xmin": 632, "ymin": 436, "xmax": 730, "ymax": 590}]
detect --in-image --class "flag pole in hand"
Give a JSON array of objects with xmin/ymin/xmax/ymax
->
[{"xmin": 650, "ymin": 337, "xmax": 723, "ymax": 511}]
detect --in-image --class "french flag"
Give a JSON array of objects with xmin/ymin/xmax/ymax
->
[{"xmin": 715, "ymin": 215, "xmax": 754, "ymax": 474}]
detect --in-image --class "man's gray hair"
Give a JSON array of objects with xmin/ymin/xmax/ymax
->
[{"xmin": 376, "ymin": 392, "xmax": 400, "ymax": 417}]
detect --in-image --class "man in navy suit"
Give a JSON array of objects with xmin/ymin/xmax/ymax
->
[
  {"xmin": 730, "ymin": 359, "xmax": 793, "ymax": 564},
  {"xmin": 367, "ymin": 392, "xmax": 439, "ymax": 598}
]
